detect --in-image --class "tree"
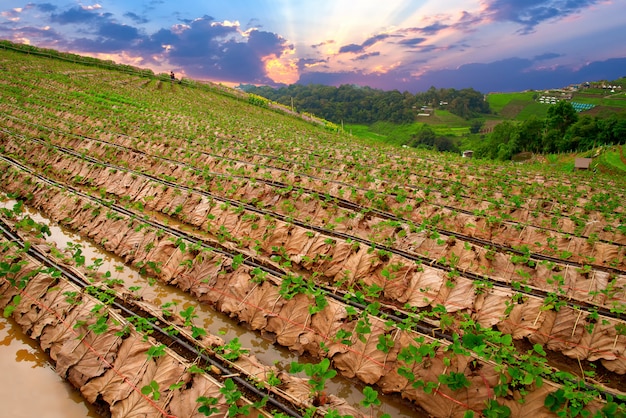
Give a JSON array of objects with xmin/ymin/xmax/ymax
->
[
  {"xmin": 434, "ymin": 136, "xmax": 459, "ymax": 153},
  {"xmin": 409, "ymin": 125, "xmax": 436, "ymax": 148},
  {"xmin": 517, "ymin": 116, "xmax": 544, "ymax": 153},
  {"xmin": 546, "ymin": 101, "xmax": 578, "ymax": 136},
  {"xmin": 564, "ymin": 115, "xmax": 599, "ymax": 151},
  {"xmin": 470, "ymin": 119, "xmax": 485, "ymax": 134},
  {"xmin": 477, "ymin": 121, "xmax": 518, "ymax": 160}
]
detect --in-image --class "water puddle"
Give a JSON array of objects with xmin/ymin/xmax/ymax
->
[
  {"xmin": 0, "ymin": 316, "xmax": 101, "ymax": 418},
  {"xmin": 0, "ymin": 197, "xmax": 423, "ymax": 417}
]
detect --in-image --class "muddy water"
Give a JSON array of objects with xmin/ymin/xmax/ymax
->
[
  {"xmin": 0, "ymin": 198, "xmax": 425, "ymax": 417},
  {"xmin": 0, "ymin": 316, "xmax": 101, "ymax": 418}
]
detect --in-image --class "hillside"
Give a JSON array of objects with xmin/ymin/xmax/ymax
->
[
  {"xmin": 0, "ymin": 44, "xmax": 626, "ymax": 418},
  {"xmin": 487, "ymin": 82, "xmax": 626, "ymax": 121}
]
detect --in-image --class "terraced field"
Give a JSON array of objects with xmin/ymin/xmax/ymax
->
[{"xmin": 1, "ymin": 46, "xmax": 625, "ymax": 417}]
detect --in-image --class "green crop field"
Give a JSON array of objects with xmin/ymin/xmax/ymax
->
[
  {"xmin": 1, "ymin": 42, "xmax": 626, "ymax": 418},
  {"xmin": 487, "ymin": 91, "xmax": 537, "ymax": 113}
]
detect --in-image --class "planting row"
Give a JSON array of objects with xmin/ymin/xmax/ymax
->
[
  {"xmin": 0, "ymin": 157, "xmax": 624, "ymax": 417},
  {"xmin": 2, "ymin": 108, "xmax": 624, "ymax": 276},
  {"xmin": 0, "ymin": 212, "xmax": 368, "ymax": 418},
  {"xmin": 3, "ymin": 104, "xmax": 624, "ymax": 252},
  {"xmin": 2, "ymin": 128, "xmax": 625, "ymax": 323},
  {"xmin": 1, "ymin": 62, "xmax": 624, "ymax": 239}
]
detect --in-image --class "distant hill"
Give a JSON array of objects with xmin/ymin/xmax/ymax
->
[{"xmin": 242, "ymin": 83, "xmax": 490, "ymax": 124}]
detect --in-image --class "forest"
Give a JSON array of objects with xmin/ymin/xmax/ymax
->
[
  {"xmin": 476, "ymin": 101, "xmax": 626, "ymax": 160},
  {"xmin": 242, "ymin": 84, "xmax": 490, "ymax": 123}
]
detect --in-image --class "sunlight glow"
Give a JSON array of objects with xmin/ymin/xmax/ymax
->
[{"xmin": 265, "ymin": 56, "xmax": 299, "ymax": 84}]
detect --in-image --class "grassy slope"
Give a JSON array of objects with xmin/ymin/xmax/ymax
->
[
  {"xmin": 597, "ymin": 144, "xmax": 626, "ymax": 174},
  {"xmin": 347, "ymin": 88, "xmax": 626, "ymax": 174},
  {"xmin": 488, "ymin": 87, "xmax": 626, "ymax": 121},
  {"xmin": 347, "ymin": 110, "xmax": 472, "ymax": 147},
  {"xmin": 539, "ymin": 145, "xmax": 626, "ymax": 174}
]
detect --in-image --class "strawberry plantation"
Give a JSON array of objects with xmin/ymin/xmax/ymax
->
[{"xmin": 0, "ymin": 43, "xmax": 625, "ymax": 418}]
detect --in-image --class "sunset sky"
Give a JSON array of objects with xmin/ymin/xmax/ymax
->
[{"xmin": 1, "ymin": 1, "xmax": 625, "ymax": 92}]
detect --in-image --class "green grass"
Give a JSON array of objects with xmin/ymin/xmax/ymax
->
[
  {"xmin": 487, "ymin": 92, "xmax": 537, "ymax": 113},
  {"xmin": 426, "ymin": 109, "xmax": 469, "ymax": 126},
  {"xmin": 597, "ymin": 145, "xmax": 626, "ymax": 173},
  {"xmin": 572, "ymin": 92, "xmax": 626, "ymax": 109},
  {"xmin": 515, "ymin": 102, "xmax": 550, "ymax": 120},
  {"xmin": 347, "ymin": 114, "xmax": 471, "ymax": 147},
  {"xmin": 544, "ymin": 154, "xmax": 576, "ymax": 172},
  {"xmin": 344, "ymin": 124, "xmax": 387, "ymax": 141},
  {"xmin": 542, "ymin": 146, "xmax": 626, "ymax": 174}
]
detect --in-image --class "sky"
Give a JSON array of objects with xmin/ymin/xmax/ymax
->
[{"xmin": 1, "ymin": 1, "xmax": 625, "ymax": 93}]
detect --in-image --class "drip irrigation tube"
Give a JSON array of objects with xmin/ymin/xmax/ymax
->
[
  {"xmin": 2, "ymin": 155, "xmax": 626, "ymax": 406},
  {"xmin": 0, "ymin": 151, "xmax": 624, "ymax": 334},
  {"xmin": 0, "ymin": 218, "xmax": 305, "ymax": 418},
  {"xmin": 3, "ymin": 123, "xmax": 624, "ymax": 319}
]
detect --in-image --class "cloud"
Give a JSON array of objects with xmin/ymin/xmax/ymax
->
[
  {"xmin": 49, "ymin": 6, "xmax": 103, "ymax": 24},
  {"xmin": 297, "ymin": 57, "xmax": 328, "ymax": 71},
  {"xmin": 149, "ymin": 17, "xmax": 290, "ymax": 83},
  {"xmin": 3, "ymin": 24, "xmax": 63, "ymax": 42},
  {"xmin": 298, "ymin": 56, "xmax": 626, "ymax": 93},
  {"xmin": 25, "ymin": 3, "xmax": 57, "ymax": 13},
  {"xmin": 534, "ymin": 52, "xmax": 562, "ymax": 61},
  {"xmin": 5, "ymin": 3, "xmax": 290, "ymax": 84},
  {"xmin": 98, "ymin": 22, "xmax": 141, "ymax": 42},
  {"xmin": 415, "ymin": 22, "xmax": 449, "ymax": 35},
  {"xmin": 363, "ymin": 34, "xmax": 391, "ymax": 47},
  {"xmin": 2, "ymin": 1, "xmax": 621, "ymax": 92},
  {"xmin": 354, "ymin": 52, "xmax": 380, "ymax": 61},
  {"xmin": 338, "ymin": 43, "xmax": 362, "ymax": 54},
  {"xmin": 69, "ymin": 36, "xmax": 132, "ymax": 52},
  {"xmin": 245, "ymin": 18, "xmax": 261, "ymax": 29},
  {"xmin": 398, "ymin": 37, "xmax": 427, "ymax": 47},
  {"xmin": 311, "ymin": 40, "xmax": 334, "ymax": 49},
  {"xmin": 1, "ymin": 9, "xmax": 22, "ymax": 22},
  {"xmin": 124, "ymin": 12, "xmax": 148, "ymax": 24},
  {"xmin": 338, "ymin": 33, "xmax": 392, "ymax": 54},
  {"xmin": 247, "ymin": 29, "xmax": 290, "ymax": 56},
  {"xmin": 483, "ymin": 0, "xmax": 601, "ymax": 33}
]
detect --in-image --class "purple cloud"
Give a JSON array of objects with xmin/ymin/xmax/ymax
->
[
  {"xmin": 484, "ymin": 0, "xmax": 601, "ymax": 33},
  {"xmin": 398, "ymin": 37, "xmax": 427, "ymax": 47},
  {"xmin": 311, "ymin": 40, "xmax": 335, "ymax": 49},
  {"xmin": 338, "ymin": 43, "xmax": 363, "ymax": 53},
  {"xmin": 354, "ymin": 52, "xmax": 380, "ymax": 61},
  {"xmin": 534, "ymin": 52, "xmax": 562, "ymax": 61},
  {"xmin": 124, "ymin": 12, "xmax": 148, "ymax": 25},
  {"xmin": 97, "ymin": 22, "xmax": 141, "ymax": 42},
  {"xmin": 159, "ymin": 18, "xmax": 289, "ymax": 83},
  {"xmin": 50, "ymin": 7, "xmax": 105, "ymax": 25},
  {"xmin": 32, "ymin": 3, "xmax": 57, "ymax": 13},
  {"xmin": 298, "ymin": 56, "xmax": 626, "ymax": 93},
  {"xmin": 4, "ymin": 24, "xmax": 63, "ymax": 42},
  {"xmin": 297, "ymin": 57, "xmax": 328, "ymax": 71},
  {"xmin": 417, "ymin": 22, "xmax": 449, "ymax": 35},
  {"xmin": 338, "ymin": 33, "xmax": 392, "ymax": 54}
]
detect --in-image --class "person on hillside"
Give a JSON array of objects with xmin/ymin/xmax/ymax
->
[{"xmin": 170, "ymin": 71, "xmax": 176, "ymax": 82}]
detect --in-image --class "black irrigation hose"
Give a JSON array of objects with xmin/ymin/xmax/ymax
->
[
  {"xmin": 4, "ymin": 109, "xmax": 622, "ymax": 254},
  {"xmin": 0, "ymin": 218, "xmax": 305, "ymax": 418},
  {"xmin": 14, "ymin": 123, "xmax": 626, "ymax": 278},
  {"xmin": 1, "ymin": 146, "xmax": 625, "ymax": 326},
  {"xmin": 2, "ymin": 116, "xmax": 623, "ymax": 268},
  {"xmin": 2, "ymin": 135, "xmax": 626, "ymax": 407}
]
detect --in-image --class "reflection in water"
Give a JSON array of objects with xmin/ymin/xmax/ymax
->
[
  {"xmin": 0, "ymin": 316, "xmax": 101, "ymax": 418},
  {"xmin": 0, "ymin": 198, "xmax": 424, "ymax": 417},
  {"xmin": 15, "ymin": 348, "xmax": 48, "ymax": 368}
]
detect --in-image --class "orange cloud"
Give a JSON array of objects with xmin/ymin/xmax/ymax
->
[{"xmin": 264, "ymin": 56, "xmax": 299, "ymax": 84}]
